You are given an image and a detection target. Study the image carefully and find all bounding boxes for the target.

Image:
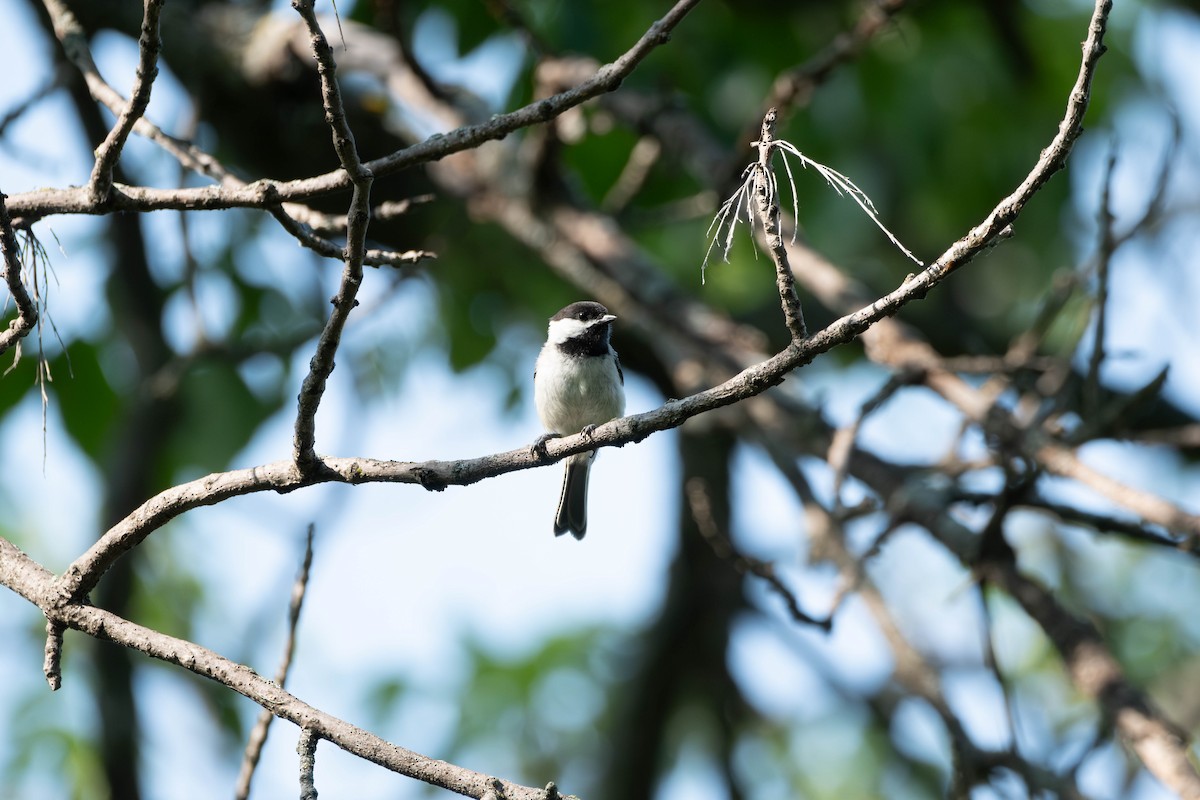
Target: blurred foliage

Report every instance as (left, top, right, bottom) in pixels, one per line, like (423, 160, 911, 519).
(447, 628, 622, 786)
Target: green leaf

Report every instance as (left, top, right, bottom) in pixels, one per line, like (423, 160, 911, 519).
(163, 359, 279, 478)
(51, 340, 122, 465)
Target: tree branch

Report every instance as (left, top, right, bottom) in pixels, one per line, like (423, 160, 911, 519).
(1034, 442, 1200, 542)
(923, 0, 1110, 285)
(235, 525, 316, 800)
(749, 0, 909, 149)
(86, 0, 164, 201)
(42, 618, 64, 691)
(0, 1, 1158, 796)
(0, 192, 38, 356)
(751, 108, 807, 342)
(267, 205, 435, 269)
(51, 0, 1118, 607)
(297, 727, 318, 800)
(954, 489, 1193, 555)
(10, 0, 704, 222)
(289, 0, 374, 472)
(53, 348, 798, 604)
(38, 0, 426, 270)
(976, 543, 1200, 799)
(685, 477, 828, 629)
(0, 536, 569, 800)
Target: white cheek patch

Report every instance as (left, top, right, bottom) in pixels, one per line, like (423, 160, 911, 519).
(547, 317, 592, 344)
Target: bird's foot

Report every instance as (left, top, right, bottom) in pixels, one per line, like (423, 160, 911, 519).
(532, 432, 561, 460)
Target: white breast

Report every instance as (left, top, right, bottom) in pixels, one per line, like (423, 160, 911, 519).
(535, 347, 625, 436)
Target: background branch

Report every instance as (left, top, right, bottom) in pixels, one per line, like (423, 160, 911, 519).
(976, 544, 1200, 798)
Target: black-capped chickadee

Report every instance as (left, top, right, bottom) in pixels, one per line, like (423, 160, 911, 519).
(534, 301, 626, 539)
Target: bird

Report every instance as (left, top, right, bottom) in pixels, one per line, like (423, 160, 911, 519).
(533, 301, 626, 539)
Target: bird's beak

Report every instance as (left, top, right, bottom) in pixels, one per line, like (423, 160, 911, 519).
(600, 314, 616, 324)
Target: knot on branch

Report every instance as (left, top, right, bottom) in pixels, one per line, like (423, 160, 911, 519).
(413, 466, 448, 493)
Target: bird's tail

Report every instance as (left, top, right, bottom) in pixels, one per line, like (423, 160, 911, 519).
(553, 452, 593, 540)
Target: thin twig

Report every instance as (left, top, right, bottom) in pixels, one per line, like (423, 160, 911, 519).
(267, 206, 433, 269)
(0, 70, 63, 138)
(601, 136, 663, 214)
(749, 0, 909, 146)
(1106, 114, 1179, 252)
(234, 525, 317, 800)
(40, 0, 235, 187)
(706, 118, 921, 284)
(685, 477, 830, 629)
(955, 489, 1192, 555)
(297, 727, 319, 800)
(40, 0, 421, 270)
(977, 592, 1036, 800)
(43, 618, 64, 691)
(294, 195, 437, 236)
(1033, 443, 1200, 547)
(751, 109, 807, 342)
(289, 0, 375, 472)
(0, 192, 38, 356)
(1084, 146, 1118, 419)
(87, 0, 165, 202)
(828, 371, 916, 513)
